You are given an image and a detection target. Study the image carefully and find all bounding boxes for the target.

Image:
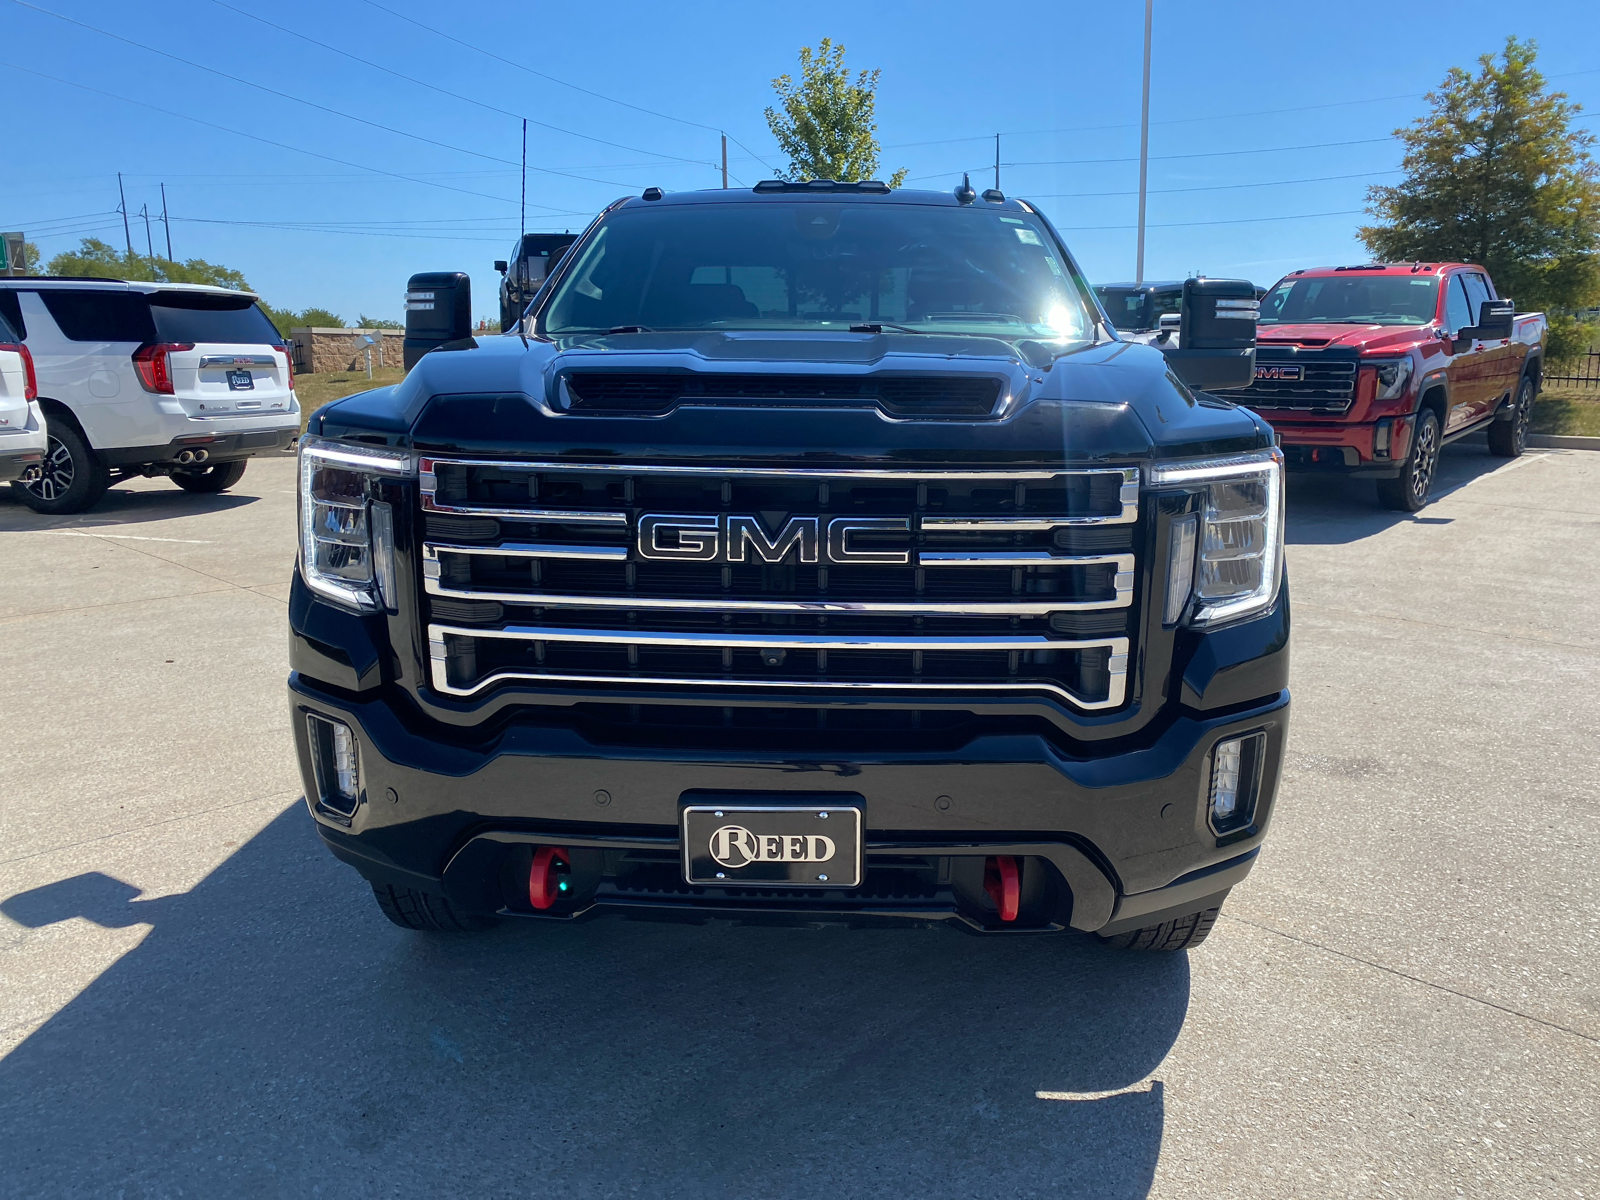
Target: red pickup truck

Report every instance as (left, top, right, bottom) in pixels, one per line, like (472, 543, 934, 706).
(1225, 262, 1546, 510)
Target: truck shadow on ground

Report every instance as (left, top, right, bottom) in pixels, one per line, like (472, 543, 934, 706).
(1284, 440, 1522, 546)
(0, 484, 261, 530)
(0, 807, 1186, 1199)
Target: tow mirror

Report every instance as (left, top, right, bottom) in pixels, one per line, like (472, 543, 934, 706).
(403, 271, 472, 371)
(1472, 298, 1514, 341)
(1160, 277, 1259, 391)
(493, 260, 508, 273)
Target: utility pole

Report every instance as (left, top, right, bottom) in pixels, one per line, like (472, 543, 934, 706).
(1135, 0, 1152, 287)
(520, 118, 527, 247)
(995, 134, 1001, 192)
(117, 172, 132, 256)
(160, 183, 173, 260)
(721, 133, 728, 189)
(140, 204, 154, 260)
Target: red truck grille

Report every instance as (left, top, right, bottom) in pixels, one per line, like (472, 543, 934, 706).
(1230, 347, 1360, 413)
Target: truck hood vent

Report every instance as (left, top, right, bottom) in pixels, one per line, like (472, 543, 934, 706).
(561, 372, 1004, 418)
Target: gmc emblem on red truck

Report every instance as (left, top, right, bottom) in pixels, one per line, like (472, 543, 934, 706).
(1255, 364, 1303, 382)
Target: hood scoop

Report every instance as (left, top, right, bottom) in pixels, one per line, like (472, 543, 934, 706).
(559, 371, 1005, 418)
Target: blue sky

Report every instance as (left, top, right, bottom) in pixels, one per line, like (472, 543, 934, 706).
(5, 0, 1597, 326)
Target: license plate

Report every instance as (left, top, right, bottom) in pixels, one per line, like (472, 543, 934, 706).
(226, 369, 254, 390)
(682, 802, 862, 888)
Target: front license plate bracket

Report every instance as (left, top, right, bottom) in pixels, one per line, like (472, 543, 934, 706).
(681, 799, 863, 888)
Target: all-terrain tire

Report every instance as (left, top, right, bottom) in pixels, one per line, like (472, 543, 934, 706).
(170, 460, 248, 493)
(1376, 408, 1440, 512)
(11, 422, 110, 514)
(371, 882, 499, 932)
(1486, 374, 1535, 458)
(1097, 905, 1221, 951)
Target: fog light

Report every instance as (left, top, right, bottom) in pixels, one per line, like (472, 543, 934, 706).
(1374, 419, 1393, 460)
(307, 714, 361, 816)
(1208, 731, 1266, 836)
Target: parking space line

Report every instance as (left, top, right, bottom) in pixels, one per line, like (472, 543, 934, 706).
(24, 530, 213, 544)
(1222, 914, 1600, 1046)
(1035, 1081, 1159, 1101)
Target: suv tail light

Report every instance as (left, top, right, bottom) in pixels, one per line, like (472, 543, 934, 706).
(0, 343, 35, 401)
(131, 342, 195, 394)
(280, 343, 296, 392)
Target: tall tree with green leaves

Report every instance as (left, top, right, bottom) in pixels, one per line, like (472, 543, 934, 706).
(47, 237, 252, 290)
(1360, 37, 1600, 362)
(764, 39, 907, 188)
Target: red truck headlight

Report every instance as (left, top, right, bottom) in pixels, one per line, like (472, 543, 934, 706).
(1369, 358, 1414, 401)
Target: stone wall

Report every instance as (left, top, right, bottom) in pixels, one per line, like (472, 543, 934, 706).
(288, 328, 405, 374)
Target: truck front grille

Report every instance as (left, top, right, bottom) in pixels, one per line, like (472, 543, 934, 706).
(418, 459, 1141, 711)
(1229, 346, 1359, 413)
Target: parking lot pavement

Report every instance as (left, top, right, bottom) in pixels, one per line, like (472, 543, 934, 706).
(0, 445, 1595, 1199)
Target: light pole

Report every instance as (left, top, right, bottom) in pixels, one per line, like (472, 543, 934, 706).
(1135, 0, 1152, 287)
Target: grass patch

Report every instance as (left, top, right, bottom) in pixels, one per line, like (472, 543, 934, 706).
(1531, 387, 1600, 438)
(296, 367, 407, 430)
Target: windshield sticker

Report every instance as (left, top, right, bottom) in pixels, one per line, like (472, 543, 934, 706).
(1013, 228, 1043, 246)
(1000, 217, 1024, 225)
(1046, 257, 1063, 276)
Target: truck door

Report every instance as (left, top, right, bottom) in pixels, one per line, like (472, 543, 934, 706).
(1465, 270, 1520, 416)
(1441, 272, 1486, 431)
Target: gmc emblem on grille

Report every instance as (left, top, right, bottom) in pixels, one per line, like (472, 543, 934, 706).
(636, 513, 910, 565)
(1255, 364, 1303, 381)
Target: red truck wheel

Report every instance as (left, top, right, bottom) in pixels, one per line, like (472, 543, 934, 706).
(1377, 409, 1440, 512)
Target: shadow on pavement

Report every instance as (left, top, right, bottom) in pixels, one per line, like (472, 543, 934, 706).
(1285, 438, 1518, 546)
(0, 484, 262, 531)
(0, 808, 1187, 1199)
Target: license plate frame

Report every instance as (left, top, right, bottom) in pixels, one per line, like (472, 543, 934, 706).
(226, 369, 254, 391)
(681, 802, 863, 888)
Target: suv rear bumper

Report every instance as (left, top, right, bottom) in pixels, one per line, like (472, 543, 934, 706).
(289, 673, 1288, 934)
(99, 425, 299, 468)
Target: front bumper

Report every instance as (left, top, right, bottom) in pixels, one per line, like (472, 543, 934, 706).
(1267, 414, 1415, 477)
(289, 673, 1288, 934)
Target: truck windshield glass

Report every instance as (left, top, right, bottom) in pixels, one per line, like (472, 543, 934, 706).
(542, 202, 1093, 342)
(1260, 276, 1440, 327)
(1096, 286, 1183, 331)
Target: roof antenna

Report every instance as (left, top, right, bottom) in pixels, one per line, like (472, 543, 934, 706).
(955, 173, 976, 204)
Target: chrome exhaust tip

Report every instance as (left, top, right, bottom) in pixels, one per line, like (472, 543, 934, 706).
(176, 450, 195, 464)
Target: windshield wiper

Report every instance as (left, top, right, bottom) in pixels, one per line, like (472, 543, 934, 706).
(607, 325, 652, 334)
(849, 323, 932, 334)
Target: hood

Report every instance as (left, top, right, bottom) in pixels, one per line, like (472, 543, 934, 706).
(314, 330, 1269, 465)
(1256, 323, 1427, 354)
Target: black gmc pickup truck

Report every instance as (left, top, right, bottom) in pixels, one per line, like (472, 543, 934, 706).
(290, 180, 1288, 951)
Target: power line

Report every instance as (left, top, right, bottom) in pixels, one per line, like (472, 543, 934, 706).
(355, 0, 723, 134)
(909, 136, 1399, 181)
(1056, 208, 1365, 232)
(1025, 169, 1402, 201)
(204, 0, 715, 170)
(0, 59, 563, 210)
(10, 0, 666, 190)
(172, 216, 535, 244)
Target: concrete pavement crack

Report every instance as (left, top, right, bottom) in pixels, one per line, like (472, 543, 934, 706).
(1221, 913, 1600, 1047)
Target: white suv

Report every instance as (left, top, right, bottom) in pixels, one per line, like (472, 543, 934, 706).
(0, 279, 300, 514)
(0, 304, 46, 486)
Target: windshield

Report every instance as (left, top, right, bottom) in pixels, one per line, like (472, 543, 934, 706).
(1260, 275, 1440, 327)
(1095, 286, 1183, 332)
(541, 201, 1094, 342)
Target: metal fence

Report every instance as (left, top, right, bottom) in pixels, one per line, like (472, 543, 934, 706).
(1547, 351, 1600, 389)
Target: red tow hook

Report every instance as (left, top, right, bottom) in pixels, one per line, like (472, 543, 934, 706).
(529, 846, 571, 910)
(984, 855, 1021, 922)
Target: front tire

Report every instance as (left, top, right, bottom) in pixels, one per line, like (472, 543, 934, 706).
(1097, 905, 1221, 951)
(371, 883, 498, 932)
(10, 424, 110, 514)
(170, 460, 248, 493)
(1376, 408, 1440, 512)
(1486, 375, 1534, 458)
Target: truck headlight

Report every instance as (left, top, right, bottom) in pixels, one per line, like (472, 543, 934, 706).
(298, 435, 411, 612)
(1148, 447, 1284, 626)
(1370, 358, 1413, 401)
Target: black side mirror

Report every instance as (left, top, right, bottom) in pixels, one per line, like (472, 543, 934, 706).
(1160, 277, 1259, 391)
(493, 260, 508, 273)
(1473, 298, 1514, 341)
(403, 271, 473, 371)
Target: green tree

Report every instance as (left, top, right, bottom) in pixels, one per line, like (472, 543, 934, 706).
(261, 305, 345, 336)
(1360, 37, 1600, 364)
(47, 237, 250, 290)
(764, 39, 907, 188)
(356, 313, 403, 329)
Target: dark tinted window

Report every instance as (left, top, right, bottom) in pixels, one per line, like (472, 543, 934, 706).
(149, 292, 282, 345)
(1461, 272, 1492, 324)
(39, 289, 156, 342)
(0, 290, 23, 340)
